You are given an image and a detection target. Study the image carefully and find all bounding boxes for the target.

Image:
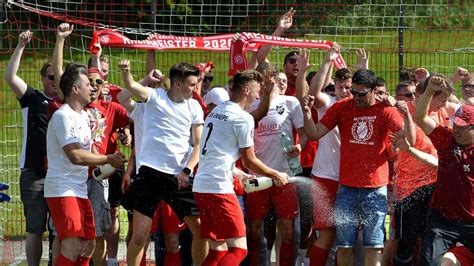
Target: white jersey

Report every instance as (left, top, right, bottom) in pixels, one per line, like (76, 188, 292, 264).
(248, 94, 304, 174)
(311, 96, 341, 181)
(45, 104, 91, 199)
(138, 88, 204, 175)
(193, 101, 254, 194)
(129, 103, 145, 174)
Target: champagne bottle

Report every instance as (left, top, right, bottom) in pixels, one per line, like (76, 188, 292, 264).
(92, 164, 116, 181)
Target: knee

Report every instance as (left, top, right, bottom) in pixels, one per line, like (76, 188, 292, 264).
(80, 239, 96, 257)
(130, 232, 149, 247)
(279, 224, 295, 243)
(60, 239, 82, 258)
(247, 223, 262, 242)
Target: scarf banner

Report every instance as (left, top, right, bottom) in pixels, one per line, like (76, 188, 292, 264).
(89, 30, 262, 54)
(229, 32, 347, 76)
(89, 30, 346, 76)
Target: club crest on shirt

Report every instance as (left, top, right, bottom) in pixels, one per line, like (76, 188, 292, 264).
(350, 116, 375, 145)
(276, 104, 285, 115)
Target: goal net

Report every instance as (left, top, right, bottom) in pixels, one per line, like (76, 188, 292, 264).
(1, 0, 473, 263)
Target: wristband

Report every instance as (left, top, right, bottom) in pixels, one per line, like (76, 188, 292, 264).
(182, 167, 192, 176)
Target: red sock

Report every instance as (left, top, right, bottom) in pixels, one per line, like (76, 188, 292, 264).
(140, 252, 147, 266)
(218, 247, 248, 266)
(310, 246, 330, 266)
(75, 256, 91, 266)
(202, 249, 228, 266)
(55, 253, 76, 266)
(279, 241, 296, 266)
(165, 251, 181, 266)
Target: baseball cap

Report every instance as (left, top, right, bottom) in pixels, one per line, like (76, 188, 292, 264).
(203, 87, 229, 106)
(451, 105, 474, 127)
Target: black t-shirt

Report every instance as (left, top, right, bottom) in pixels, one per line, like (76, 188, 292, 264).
(18, 86, 52, 171)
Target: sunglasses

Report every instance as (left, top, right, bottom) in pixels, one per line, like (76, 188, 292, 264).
(203, 76, 214, 82)
(286, 58, 297, 64)
(89, 78, 105, 85)
(47, 75, 55, 81)
(398, 92, 416, 98)
(350, 88, 372, 97)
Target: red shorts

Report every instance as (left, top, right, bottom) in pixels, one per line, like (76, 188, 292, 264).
(46, 197, 96, 240)
(194, 193, 246, 241)
(312, 175, 339, 230)
(245, 182, 298, 220)
(448, 246, 474, 266)
(150, 200, 186, 234)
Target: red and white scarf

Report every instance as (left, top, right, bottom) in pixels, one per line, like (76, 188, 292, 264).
(90, 30, 347, 75)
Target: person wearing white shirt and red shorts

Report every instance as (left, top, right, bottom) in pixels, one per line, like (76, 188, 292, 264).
(193, 70, 289, 266)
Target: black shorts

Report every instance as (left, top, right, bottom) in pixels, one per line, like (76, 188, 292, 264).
(108, 168, 124, 208)
(121, 166, 198, 220)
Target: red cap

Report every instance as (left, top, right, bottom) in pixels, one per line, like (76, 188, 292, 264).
(451, 104, 474, 127)
(88, 67, 105, 79)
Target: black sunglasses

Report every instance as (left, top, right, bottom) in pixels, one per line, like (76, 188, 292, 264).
(203, 76, 214, 82)
(350, 88, 372, 97)
(398, 92, 416, 98)
(47, 75, 55, 81)
(286, 58, 297, 64)
(89, 78, 105, 85)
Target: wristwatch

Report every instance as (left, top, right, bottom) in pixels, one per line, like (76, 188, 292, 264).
(182, 167, 192, 176)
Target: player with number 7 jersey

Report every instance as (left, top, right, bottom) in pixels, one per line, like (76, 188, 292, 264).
(193, 70, 289, 265)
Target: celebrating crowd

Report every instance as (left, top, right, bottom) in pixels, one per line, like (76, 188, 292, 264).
(3, 7, 473, 266)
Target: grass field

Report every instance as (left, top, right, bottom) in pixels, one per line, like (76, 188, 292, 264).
(0, 29, 473, 240)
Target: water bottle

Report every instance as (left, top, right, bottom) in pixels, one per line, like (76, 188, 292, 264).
(244, 176, 297, 193)
(92, 164, 116, 181)
(280, 132, 303, 176)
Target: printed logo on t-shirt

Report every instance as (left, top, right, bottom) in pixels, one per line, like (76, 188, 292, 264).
(276, 104, 285, 115)
(256, 123, 281, 135)
(87, 108, 106, 144)
(350, 116, 375, 145)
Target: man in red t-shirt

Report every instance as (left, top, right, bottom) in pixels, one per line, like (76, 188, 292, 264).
(302, 69, 416, 265)
(414, 75, 474, 265)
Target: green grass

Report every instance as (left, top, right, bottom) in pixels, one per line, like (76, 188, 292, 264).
(1, 29, 473, 239)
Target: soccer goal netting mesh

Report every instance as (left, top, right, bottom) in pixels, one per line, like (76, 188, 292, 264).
(1, 0, 473, 263)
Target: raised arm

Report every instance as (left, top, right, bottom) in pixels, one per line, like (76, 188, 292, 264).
(307, 44, 340, 108)
(390, 133, 438, 169)
(302, 95, 330, 140)
(249, 70, 275, 124)
(450, 67, 469, 85)
(4, 30, 32, 98)
(118, 59, 149, 102)
(53, 23, 74, 99)
(395, 100, 416, 146)
(255, 8, 296, 64)
(414, 76, 447, 135)
(294, 49, 314, 102)
(355, 48, 369, 70)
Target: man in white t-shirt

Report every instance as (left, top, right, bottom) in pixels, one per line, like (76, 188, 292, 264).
(45, 62, 126, 266)
(193, 69, 289, 265)
(118, 60, 207, 266)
